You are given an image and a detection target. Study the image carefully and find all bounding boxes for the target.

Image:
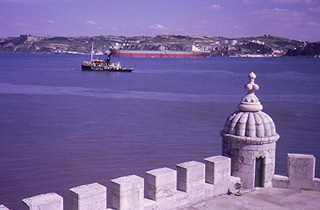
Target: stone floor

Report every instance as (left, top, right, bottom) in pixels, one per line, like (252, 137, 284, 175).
(179, 188, 320, 210)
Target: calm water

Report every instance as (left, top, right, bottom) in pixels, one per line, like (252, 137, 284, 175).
(0, 54, 319, 209)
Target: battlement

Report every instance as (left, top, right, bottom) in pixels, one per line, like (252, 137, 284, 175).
(1, 154, 320, 209)
(1, 155, 240, 210)
(273, 153, 320, 191)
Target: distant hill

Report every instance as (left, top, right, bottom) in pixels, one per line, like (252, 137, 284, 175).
(285, 42, 320, 57)
(0, 34, 318, 57)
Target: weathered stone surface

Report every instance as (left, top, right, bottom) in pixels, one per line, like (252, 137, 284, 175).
(202, 156, 242, 200)
(204, 156, 231, 185)
(70, 182, 106, 210)
(111, 175, 144, 210)
(205, 176, 240, 198)
(145, 167, 177, 210)
(239, 171, 255, 189)
(273, 154, 320, 191)
(143, 198, 156, 210)
(224, 139, 276, 188)
(288, 153, 315, 189)
(177, 161, 205, 192)
(288, 154, 315, 179)
(264, 164, 275, 184)
(177, 161, 205, 204)
(175, 191, 188, 207)
(273, 174, 289, 188)
(204, 183, 215, 199)
(228, 176, 242, 194)
(0, 205, 10, 210)
(221, 111, 279, 143)
(314, 178, 320, 191)
(238, 163, 254, 173)
(22, 193, 63, 210)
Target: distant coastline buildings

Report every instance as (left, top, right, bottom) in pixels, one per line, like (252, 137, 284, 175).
(1, 34, 319, 57)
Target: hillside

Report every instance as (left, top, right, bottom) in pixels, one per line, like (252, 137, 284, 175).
(0, 34, 317, 57)
(285, 42, 320, 57)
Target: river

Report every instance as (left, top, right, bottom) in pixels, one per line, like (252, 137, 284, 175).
(0, 54, 319, 209)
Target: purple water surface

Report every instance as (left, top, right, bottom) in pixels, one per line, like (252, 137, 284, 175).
(0, 54, 319, 209)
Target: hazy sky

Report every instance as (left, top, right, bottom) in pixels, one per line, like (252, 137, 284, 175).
(0, 0, 320, 41)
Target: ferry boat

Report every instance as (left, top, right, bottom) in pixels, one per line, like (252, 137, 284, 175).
(81, 45, 134, 72)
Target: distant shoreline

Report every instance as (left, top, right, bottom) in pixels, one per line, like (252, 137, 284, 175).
(1, 34, 319, 57)
(1, 51, 319, 58)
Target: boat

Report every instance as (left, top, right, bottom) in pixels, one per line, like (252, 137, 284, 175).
(81, 58, 134, 72)
(110, 45, 210, 58)
(81, 44, 134, 72)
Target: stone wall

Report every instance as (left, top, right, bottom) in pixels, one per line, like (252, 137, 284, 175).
(2, 153, 319, 209)
(273, 153, 320, 191)
(1, 155, 240, 210)
(222, 139, 276, 189)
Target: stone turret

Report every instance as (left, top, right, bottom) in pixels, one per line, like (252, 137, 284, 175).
(221, 72, 280, 189)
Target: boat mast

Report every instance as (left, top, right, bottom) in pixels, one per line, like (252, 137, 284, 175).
(91, 43, 94, 62)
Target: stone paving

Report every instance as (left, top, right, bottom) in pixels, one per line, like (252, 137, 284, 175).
(179, 187, 320, 210)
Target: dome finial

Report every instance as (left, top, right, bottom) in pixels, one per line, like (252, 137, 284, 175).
(245, 72, 259, 94)
(238, 72, 263, 112)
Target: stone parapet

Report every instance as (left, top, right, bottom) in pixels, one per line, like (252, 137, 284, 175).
(204, 155, 241, 196)
(70, 182, 107, 210)
(145, 167, 177, 210)
(3, 153, 319, 209)
(1, 155, 241, 210)
(273, 175, 289, 188)
(314, 178, 320, 191)
(22, 193, 63, 210)
(273, 153, 320, 191)
(177, 161, 205, 204)
(204, 155, 230, 185)
(111, 175, 144, 210)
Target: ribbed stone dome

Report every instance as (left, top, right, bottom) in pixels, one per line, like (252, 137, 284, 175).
(220, 72, 279, 144)
(222, 111, 276, 138)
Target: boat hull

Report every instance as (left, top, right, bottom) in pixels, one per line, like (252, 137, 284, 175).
(81, 64, 133, 72)
(111, 50, 209, 58)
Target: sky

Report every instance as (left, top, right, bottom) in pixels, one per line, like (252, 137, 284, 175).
(0, 0, 320, 41)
